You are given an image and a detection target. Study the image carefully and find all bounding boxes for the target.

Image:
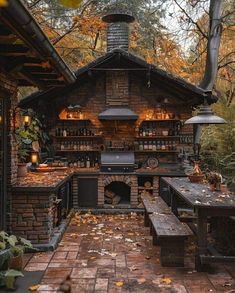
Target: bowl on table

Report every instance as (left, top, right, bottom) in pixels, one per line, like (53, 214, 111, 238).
(187, 174, 204, 183)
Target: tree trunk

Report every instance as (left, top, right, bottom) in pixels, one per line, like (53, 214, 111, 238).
(199, 0, 223, 91)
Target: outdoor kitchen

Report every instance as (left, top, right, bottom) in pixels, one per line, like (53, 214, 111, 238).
(10, 10, 215, 246)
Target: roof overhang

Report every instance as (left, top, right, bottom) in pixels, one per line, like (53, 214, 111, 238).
(0, 0, 76, 88)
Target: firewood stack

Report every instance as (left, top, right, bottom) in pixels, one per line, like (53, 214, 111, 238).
(104, 189, 121, 205)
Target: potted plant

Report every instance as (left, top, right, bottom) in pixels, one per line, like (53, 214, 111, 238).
(206, 170, 222, 191)
(187, 161, 204, 183)
(0, 231, 35, 271)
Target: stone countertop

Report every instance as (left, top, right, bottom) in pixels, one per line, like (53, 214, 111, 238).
(12, 166, 185, 192)
(11, 168, 100, 192)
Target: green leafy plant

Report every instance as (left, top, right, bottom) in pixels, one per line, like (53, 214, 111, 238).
(0, 232, 35, 290)
(206, 170, 222, 185)
(15, 109, 50, 163)
(0, 231, 35, 270)
(0, 269, 24, 290)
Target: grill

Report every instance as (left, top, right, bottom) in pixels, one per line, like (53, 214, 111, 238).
(101, 152, 135, 172)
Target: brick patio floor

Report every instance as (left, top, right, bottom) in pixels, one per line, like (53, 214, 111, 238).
(24, 213, 235, 293)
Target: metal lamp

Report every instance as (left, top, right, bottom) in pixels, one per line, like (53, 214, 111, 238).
(185, 94, 226, 125)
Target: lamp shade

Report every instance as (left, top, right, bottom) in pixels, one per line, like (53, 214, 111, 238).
(185, 104, 226, 125)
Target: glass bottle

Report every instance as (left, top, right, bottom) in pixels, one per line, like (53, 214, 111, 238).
(142, 127, 146, 137)
(144, 141, 148, 150)
(94, 157, 99, 168)
(157, 140, 161, 150)
(62, 128, 67, 137)
(80, 156, 85, 168)
(86, 155, 91, 168)
(77, 156, 81, 168)
(152, 141, 157, 151)
(61, 142, 64, 151)
(139, 141, 143, 151)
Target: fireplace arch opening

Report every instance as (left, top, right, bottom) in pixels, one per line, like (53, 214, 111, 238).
(104, 181, 130, 206)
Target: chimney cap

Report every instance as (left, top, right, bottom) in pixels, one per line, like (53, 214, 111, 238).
(102, 10, 135, 23)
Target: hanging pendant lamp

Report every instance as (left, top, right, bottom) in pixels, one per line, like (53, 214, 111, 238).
(185, 93, 226, 125)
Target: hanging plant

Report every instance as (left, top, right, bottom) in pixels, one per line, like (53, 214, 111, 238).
(59, 0, 83, 8)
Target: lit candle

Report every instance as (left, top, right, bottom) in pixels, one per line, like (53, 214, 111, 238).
(31, 153, 38, 164)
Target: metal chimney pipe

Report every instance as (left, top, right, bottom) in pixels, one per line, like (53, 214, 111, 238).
(102, 11, 135, 52)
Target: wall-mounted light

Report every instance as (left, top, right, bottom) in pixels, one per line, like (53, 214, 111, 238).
(23, 115, 31, 127)
(12, 107, 32, 131)
(0, 115, 2, 125)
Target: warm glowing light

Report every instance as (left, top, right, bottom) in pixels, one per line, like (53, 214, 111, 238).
(31, 153, 38, 164)
(0, 115, 2, 124)
(23, 115, 31, 126)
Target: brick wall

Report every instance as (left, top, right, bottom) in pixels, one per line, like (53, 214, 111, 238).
(11, 191, 55, 244)
(0, 70, 18, 185)
(0, 68, 18, 231)
(47, 72, 193, 164)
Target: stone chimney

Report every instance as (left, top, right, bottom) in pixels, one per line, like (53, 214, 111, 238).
(102, 11, 135, 52)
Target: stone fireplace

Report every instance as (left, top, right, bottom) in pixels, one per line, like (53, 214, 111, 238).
(98, 175, 138, 207)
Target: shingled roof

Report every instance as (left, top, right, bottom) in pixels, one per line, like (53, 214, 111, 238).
(19, 48, 217, 108)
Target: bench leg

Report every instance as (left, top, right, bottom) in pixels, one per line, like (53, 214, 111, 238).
(160, 239, 185, 267)
(144, 210, 149, 227)
(152, 229, 159, 246)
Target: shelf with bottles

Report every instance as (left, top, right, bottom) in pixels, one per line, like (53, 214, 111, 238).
(135, 136, 180, 139)
(135, 150, 178, 153)
(54, 135, 103, 139)
(55, 140, 102, 152)
(134, 139, 178, 152)
(68, 154, 100, 169)
(54, 125, 101, 138)
(56, 149, 100, 152)
(136, 120, 182, 138)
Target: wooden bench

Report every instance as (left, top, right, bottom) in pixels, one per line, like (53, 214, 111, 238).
(142, 196, 171, 227)
(149, 212, 193, 267)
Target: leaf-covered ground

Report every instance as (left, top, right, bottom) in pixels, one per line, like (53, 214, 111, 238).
(24, 212, 235, 292)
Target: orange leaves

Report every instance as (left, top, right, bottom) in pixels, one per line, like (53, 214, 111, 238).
(28, 284, 40, 291)
(72, 15, 106, 38)
(59, 0, 83, 8)
(115, 281, 124, 287)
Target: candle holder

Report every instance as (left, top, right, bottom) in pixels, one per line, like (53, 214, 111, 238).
(30, 151, 39, 171)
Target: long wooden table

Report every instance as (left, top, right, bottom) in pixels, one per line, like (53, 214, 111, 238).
(161, 177, 235, 271)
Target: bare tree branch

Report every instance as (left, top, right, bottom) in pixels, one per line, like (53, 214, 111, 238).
(173, 0, 208, 39)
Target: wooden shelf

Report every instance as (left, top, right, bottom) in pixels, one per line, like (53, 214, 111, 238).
(135, 150, 177, 153)
(56, 150, 100, 152)
(58, 119, 91, 122)
(135, 136, 179, 139)
(54, 136, 102, 139)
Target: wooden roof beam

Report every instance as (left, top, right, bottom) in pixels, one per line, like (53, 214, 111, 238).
(17, 70, 44, 88)
(0, 34, 18, 44)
